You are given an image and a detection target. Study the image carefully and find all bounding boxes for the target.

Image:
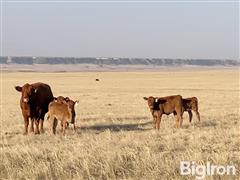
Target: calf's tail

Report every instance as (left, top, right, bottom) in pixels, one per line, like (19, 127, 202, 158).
(46, 112, 50, 121)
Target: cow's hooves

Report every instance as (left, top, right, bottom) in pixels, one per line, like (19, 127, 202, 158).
(23, 132, 28, 135)
(34, 131, 40, 135)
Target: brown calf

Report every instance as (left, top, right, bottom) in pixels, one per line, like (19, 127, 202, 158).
(143, 95, 184, 130)
(54, 96, 78, 130)
(183, 97, 200, 122)
(47, 97, 78, 135)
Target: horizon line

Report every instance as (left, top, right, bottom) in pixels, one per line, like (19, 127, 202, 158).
(0, 55, 238, 61)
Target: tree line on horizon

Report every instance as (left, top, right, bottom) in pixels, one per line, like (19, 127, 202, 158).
(0, 56, 238, 66)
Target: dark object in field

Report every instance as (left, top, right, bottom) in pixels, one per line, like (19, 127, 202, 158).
(95, 79, 100, 81)
(50, 96, 79, 134)
(15, 82, 54, 135)
(143, 95, 183, 130)
(182, 97, 200, 122)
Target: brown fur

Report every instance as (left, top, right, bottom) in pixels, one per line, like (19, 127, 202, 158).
(48, 96, 79, 135)
(54, 96, 71, 104)
(15, 82, 54, 135)
(54, 96, 66, 103)
(183, 97, 200, 122)
(47, 101, 72, 135)
(143, 95, 184, 130)
(54, 96, 78, 130)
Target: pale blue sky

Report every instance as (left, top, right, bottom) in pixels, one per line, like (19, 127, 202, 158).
(1, 1, 239, 59)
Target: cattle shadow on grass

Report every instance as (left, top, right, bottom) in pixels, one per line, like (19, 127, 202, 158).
(78, 121, 153, 133)
(195, 120, 218, 128)
(80, 116, 149, 122)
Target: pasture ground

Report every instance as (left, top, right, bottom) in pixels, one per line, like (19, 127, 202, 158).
(0, 69, 239, 179)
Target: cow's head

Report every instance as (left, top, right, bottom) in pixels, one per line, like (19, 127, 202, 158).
(143, 96, 158, 110)
(15, 83, 38, 103)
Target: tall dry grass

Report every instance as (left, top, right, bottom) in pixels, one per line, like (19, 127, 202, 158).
(0, 69, 239, 179)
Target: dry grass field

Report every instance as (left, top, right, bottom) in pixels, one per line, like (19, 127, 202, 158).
(0, 69, 239, 180)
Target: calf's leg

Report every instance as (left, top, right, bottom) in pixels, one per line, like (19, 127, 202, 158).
(48, 116, 55, 135)
(178, 110, 184, 127)
(179, 115, 183, 127)
(195, 110, 200, 122)
(66, 122, 69, 129)
(153, 115, 157, 129)
(62, 121, 67, 136)
(152, 111, 159, 129)
(53, 118, 58, 134)
(188, 110, 193, 123)
(156, 112, 162, 130)
(60, 121, 63, 133)
(73, 123, 76, 131)
(173, 111, 179, 128)
(175, 108, 183, 127)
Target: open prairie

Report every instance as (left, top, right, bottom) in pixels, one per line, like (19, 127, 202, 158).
(0, 69, 239, 179)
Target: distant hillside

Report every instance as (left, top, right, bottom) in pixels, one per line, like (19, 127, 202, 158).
(0, 56, 239, 66)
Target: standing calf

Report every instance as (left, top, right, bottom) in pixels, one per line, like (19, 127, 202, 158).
(54, 96, 78, 129)
(183, 97, 200, 122)
(47, 97, 78, 135)
(143, 95, 184, 130)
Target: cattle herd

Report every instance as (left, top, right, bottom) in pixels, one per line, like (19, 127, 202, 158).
(15, 82, 200, 135)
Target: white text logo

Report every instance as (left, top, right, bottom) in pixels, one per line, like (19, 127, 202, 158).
(180, 161, 236, 180)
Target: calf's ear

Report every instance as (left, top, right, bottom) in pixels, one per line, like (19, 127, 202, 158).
(74, 100, 79, 106)
(143, 97, 148, 100)
(15, 86, 22, 92)
(65, 97, 70, 102)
